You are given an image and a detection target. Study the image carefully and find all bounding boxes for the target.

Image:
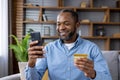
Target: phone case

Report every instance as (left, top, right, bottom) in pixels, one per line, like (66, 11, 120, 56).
(30, 32, 42, 46)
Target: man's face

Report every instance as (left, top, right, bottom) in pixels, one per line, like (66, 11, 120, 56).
(56, 12, 77, 41)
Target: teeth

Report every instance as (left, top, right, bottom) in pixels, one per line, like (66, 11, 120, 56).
(60, 32, 66, 35)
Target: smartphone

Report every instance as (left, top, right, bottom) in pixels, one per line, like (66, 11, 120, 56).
(30, 32, 42, 46)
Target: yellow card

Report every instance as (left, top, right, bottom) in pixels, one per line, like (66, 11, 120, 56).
(74, 54, 88, 59)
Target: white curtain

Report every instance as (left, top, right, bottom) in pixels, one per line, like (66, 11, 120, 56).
(0, 0, 8, 77)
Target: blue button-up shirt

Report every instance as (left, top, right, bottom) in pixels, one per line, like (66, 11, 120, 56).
(25, 36, 112, 80)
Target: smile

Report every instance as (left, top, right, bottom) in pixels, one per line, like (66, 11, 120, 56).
(59, 32, 68, 36)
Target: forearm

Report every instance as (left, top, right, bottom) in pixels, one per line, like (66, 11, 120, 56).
(92, 71, 112, 80)
(25, 67, 42, 80)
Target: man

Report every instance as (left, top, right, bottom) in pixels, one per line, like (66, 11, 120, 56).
(25, 9, 112, 80)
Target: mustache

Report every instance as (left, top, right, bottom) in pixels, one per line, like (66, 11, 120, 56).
(57, 29, 76, 41)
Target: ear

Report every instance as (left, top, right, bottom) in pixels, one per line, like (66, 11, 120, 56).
(76, 22, 80, 28)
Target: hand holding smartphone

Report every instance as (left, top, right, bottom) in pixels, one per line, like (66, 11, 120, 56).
(28, 32, 44, 67)
(30, 32, 43, 46)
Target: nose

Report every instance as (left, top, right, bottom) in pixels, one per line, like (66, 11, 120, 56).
(59, 23, 66, 30)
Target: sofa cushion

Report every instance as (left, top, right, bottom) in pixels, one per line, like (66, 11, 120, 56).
(0, 73, 20, 80)
(102, 51, 119, 80)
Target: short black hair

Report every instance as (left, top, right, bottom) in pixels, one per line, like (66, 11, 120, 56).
(59, 9, 79, 23)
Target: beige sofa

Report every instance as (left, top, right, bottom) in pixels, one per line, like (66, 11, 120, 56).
(0, 51, 120, 80)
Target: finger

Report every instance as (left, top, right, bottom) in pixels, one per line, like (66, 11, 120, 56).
(76, 58, 89, 62)
(74, 58, 87, 66)
(83, 58, 93, 65)
(29, 41, 38, 47)
(76, 61, 94, 69)
(29, 54, 44, 59)
(32, 46, 44, 51)
(75, 58, 94, 68)
(74, 59, 94, 72)
(28, 46, 44, 51)
(29, 50, 44, 54)
(75, 63, 87, 71)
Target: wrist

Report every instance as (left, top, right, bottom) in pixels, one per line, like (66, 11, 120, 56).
(28, 59, 36, 67)
(91, 70, 96, 79)
(28, 62, 35, 67)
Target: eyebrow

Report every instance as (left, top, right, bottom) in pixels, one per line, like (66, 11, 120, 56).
(57, 21, 70, 23)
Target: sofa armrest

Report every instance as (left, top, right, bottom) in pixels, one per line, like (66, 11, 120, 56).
(0, 73, 20, 80)
(118, 52, 120, 80)
(102, 51, 119, 80)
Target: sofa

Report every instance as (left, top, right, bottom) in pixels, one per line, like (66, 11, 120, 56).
(0, 73, 20, 80)
(0, 51, 120, 80)
(102, 51, 120, 80)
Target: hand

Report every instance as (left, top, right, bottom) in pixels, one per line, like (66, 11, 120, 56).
(74, 58, 96, 79)
(28, 40, 45, 67)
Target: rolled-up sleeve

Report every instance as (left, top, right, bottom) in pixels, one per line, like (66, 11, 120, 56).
(25, 57, 48, 80)
(90, 46, 112, 80)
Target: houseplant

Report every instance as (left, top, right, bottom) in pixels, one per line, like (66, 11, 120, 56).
(9, 34, 30, 80)
(9, 34, 30, 62)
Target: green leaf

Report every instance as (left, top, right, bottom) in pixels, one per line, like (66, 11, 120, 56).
(9, 34, 30, 62)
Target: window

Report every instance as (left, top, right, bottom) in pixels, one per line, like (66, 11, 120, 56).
(0, 0, 8, 77)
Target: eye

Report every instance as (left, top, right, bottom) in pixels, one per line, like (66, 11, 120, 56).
(64, 22, 70, 26)
(57, 23, 60, 26)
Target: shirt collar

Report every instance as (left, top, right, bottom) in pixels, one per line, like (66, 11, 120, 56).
(58, 34, 82, 47)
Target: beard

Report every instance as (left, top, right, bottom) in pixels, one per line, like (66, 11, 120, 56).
(58, 27, 76, 41)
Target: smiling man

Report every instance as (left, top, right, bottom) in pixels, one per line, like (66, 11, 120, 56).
(25, 9, 112, 80)
(56, 10, 78, 43)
